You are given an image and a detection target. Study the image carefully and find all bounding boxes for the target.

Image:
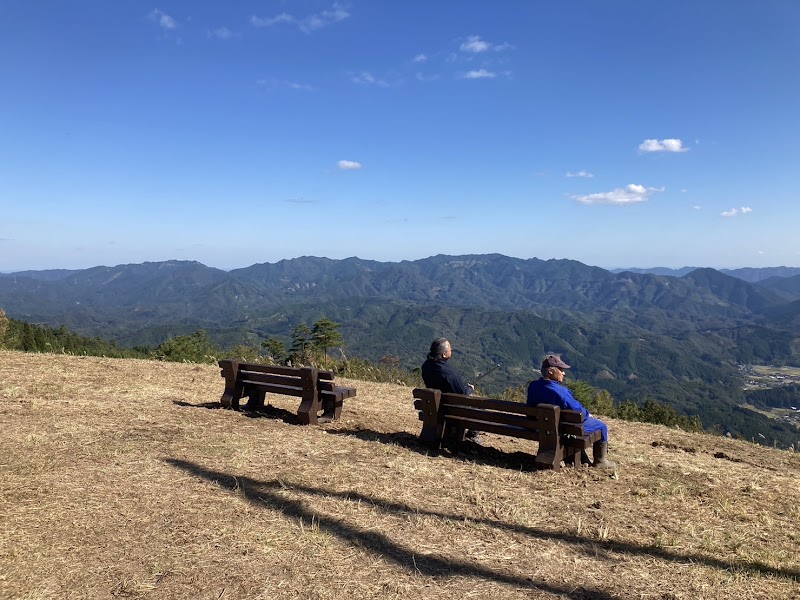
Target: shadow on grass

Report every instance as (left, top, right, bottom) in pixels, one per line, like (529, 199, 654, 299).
(166, 455, 799, 586)
(165, 457, 615, 599)
(327, 427, 540, 472)
(172, 400, 300, 425)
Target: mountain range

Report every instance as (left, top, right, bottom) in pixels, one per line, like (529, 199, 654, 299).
(2, 254, 799, 443)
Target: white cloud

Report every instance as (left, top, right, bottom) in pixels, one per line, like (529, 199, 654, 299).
(639, 138, 689, 153)
(286, 197, 314, 204)
(692, 205, 702, 210)
(285, 81, 314, 91)
(566, 170, 594, 178)
(208, 27, 238, 40)
(462, 69, 496, 79)
(460, 35, 491, 53)
(250, 13, 293, 27)
(250, 3, 349, 33)
(413, 53, 428, 63)
(574, 184, 664, 205)
(415, 72, 440, 82)
(720, 206, 753, 217)
(350, 71, 391, 87)
(149, 9, 176, 30)
(337, 160, 362, 170)
(256, 79, 315, 91)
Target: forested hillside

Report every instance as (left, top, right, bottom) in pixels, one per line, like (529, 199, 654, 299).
(2, 254, 799, 445)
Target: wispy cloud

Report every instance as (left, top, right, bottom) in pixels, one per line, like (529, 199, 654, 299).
(148, 9, 176, 30)
(250, 2, 349, 34)
(286, 197, 314, 204)
(574, 184, 664, 205)
(413, 53, 428, 63)
(458, 35, 514, 54)
(208, 27, 239, 40)
(415, 72, 440, 82)
(350, 71, 393, 87)
(692, 205, 702, 210)
(256, 78, 315, 91)
(337, 160, 362, 170)
(462, 69, 496, 79)
(285, 81, 314, 91)
(639, 138, 689, 153)
(720, 206, 753, 217)
(250, 13, 293, 27)
(566, 170, 594, 178)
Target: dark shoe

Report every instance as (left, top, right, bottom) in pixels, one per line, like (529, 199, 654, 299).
(591, 441, 616, 469)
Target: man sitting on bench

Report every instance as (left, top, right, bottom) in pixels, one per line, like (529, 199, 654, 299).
(421, 337, 481, 443)
(527, 355, 616, 469)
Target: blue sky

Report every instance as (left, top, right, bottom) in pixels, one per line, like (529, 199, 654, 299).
(2, 1, 799, 272)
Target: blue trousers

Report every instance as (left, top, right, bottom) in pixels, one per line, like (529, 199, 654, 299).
(583, 416, 608, 442)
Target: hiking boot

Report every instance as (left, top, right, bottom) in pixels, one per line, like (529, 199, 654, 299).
(591, 441, 616, 470)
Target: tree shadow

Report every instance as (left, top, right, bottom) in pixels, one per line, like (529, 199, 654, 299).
(171, 400, 300, 425)
(165, 458, 799, 585)
(327, 427, 540, 472)
(165, 457, 616, 599)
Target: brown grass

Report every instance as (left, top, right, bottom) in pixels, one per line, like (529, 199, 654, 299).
(1, 350, 798, 599)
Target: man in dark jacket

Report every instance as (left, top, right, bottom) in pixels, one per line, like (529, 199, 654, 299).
(421, 337, 480, 442)
(527, 355, 615, 469)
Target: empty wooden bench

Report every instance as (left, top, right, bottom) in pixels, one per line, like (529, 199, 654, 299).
(412, 388, 601, 470)
(219, 360, 356, 425)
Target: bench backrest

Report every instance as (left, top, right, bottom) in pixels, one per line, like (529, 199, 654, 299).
(219, 360, 318, 400)
(412, 387, 586, 440)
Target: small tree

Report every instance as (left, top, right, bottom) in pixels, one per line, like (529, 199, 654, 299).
(288, 324, 312, 365)
(310, 317, 343, 359)
(261, 337, 287, 364)
(227, 344, 262, 363)
(155, 330, 216, 363)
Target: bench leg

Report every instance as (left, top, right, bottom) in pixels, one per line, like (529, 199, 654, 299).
(535, 445, 564, 470)
(297, 398, 320, 425)
(243, 390, 266, 410)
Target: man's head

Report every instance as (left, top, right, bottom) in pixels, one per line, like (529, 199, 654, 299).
(428, 337, 452, 361)
(541, 355, 570, 382)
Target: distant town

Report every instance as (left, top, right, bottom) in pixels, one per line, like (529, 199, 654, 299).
(740, 364, 800, 429)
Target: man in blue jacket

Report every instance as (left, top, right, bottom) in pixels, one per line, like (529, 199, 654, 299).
(527, 355, 615, 469)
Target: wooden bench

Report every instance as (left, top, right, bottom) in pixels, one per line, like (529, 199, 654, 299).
(412, 388, 601, 470)
(219, 360, 356, 425)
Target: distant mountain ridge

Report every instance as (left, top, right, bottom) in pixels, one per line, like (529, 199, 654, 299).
(1, 254, 799, 444)
(612, 266, 800, 282)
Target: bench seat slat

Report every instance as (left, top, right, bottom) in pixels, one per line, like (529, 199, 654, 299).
(438, 394, 540, 416)
(444, 417, 542, 441)
(238, 363, 311, 377)
(442, 405, 540, 430)
(241, 371, 305, 387)
(241, 380, 304, 397)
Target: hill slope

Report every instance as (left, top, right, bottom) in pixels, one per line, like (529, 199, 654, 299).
(1, 351, 798, 599)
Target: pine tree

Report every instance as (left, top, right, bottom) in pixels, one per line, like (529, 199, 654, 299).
(289, 324, 312, 365)
(261, 337, 287, 363)
(310, 317, 343, 359)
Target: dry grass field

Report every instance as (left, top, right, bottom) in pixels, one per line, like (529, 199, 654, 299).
(1, 350, 799, 599)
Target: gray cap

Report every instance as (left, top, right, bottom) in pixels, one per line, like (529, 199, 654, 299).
(541, 355, 570, 370)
